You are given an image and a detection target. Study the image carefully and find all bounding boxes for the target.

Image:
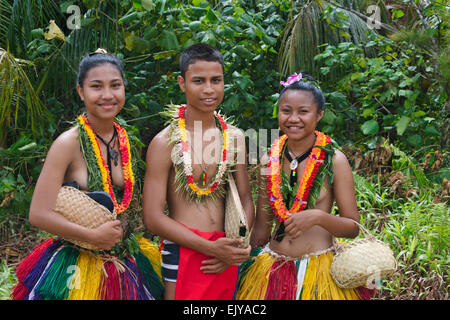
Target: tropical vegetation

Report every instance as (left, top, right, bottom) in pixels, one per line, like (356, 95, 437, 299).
(0, 0, 448, 300)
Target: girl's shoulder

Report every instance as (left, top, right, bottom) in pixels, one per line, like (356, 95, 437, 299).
(50, 126, 81, 154)
(332, 148, 350, 165)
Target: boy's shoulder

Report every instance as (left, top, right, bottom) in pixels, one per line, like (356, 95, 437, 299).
(149, 125, 172, 149)
(226, 123, 245, 138)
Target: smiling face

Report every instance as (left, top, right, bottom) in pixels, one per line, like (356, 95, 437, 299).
(76, 63, 125, 121)
(278, 89, 324, 142)
(177, 59, 224, 114)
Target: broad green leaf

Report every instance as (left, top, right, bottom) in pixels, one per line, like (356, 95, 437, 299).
(424, 126, 440, 136)
(160, 30, 179, 50)
(205, 7, 219, 24)
(361, 120, 379, 135)
(351, 72, 364, 81)
(396, 116, 410, 136)
(321, 109, 337, 124)
(141, 0, 155, 11)
(362, 107, 375, 118)
(320, 67, 330, 75)
(189, 21, 202, 31)
(118, 12, 139, 24)
(407, 134, 422, 146)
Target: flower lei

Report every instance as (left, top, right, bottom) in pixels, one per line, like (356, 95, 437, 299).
(177, 105, 229, 198)
(77, 115, 134, 214)
(266, 131, 331, 222)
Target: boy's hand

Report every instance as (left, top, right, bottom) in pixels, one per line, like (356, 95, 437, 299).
(200, 258, 230, 274)
(211, 237, 251, 266)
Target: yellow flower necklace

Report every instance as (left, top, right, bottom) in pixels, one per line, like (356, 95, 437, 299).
(78, 115, 134, 214)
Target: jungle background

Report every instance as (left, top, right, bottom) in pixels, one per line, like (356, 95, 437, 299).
(0, 0, 448, 300)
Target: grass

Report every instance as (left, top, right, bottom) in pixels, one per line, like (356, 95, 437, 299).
(353, 172, 449, 299)
(0, 260, 16, 300)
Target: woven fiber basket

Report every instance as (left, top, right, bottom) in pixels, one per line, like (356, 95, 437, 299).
(54, 186, 116, 250)
(330, 222, 397, 289)
(224, 172, 250, 248)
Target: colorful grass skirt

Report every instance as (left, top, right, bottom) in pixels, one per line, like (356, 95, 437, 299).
(11, 236, 164, 300)
(235, 245, 374, 300)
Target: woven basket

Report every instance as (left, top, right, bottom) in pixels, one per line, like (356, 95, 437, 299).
(224, 172, 250, 248)
(54, 186, 116, 250)
(330, 222, 397, 289)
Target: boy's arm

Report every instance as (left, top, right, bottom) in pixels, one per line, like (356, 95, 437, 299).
(284, 150, 360, 239)
(230, 127, 255, 231)
(142, 130, 249, 265)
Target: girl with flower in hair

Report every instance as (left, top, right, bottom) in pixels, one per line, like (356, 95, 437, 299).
(11, 49, 163, 300)
(235, 73, 373, 300)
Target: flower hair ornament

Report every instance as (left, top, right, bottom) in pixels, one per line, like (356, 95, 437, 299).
(280, 72, 303, 87)
(273, 72, 320, 118)
(272, 72, 303, 118)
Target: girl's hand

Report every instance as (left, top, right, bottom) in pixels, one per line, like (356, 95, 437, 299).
(284, 209, 322, 239)
(88, 220, 123, 250)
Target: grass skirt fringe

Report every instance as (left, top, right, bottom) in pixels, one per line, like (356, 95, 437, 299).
(11, 237, 164, 300)
(236, 247, 371, 300)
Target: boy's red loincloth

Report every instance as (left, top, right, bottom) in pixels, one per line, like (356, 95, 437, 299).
(174, 226, 238, 300)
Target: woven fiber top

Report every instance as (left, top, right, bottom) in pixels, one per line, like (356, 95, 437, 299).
(54, 186, 117, 250)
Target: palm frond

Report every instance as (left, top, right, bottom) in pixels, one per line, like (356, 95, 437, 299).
(5, 0, 63, 56)
(0, 48, 46, 146)
(45, 1, 124, 108)
(278, 0, 377, 80)
(0, 1, 12, 48)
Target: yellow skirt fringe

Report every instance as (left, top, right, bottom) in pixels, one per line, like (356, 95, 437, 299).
(66, 237, 162, 300)
(67, 251, 104, 300)
(137, 237, 162, 279)
(236, 251, 361, 300)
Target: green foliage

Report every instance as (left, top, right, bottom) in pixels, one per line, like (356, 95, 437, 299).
(118, 0, 286, 137)
(0, 49, 48, 146)
(0, 260, 16, 300)
(278, 0, 376, 79)
(354, 172, 449, 299)
(314, 34, 447, 154)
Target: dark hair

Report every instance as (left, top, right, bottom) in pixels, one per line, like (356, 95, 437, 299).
(278, 75, 325, 112)
(77, 51, 127, 87)
(179, 43, 224, 78)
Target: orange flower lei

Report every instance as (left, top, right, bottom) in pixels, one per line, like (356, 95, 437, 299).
(177, 105, 228, 197)
(267, 131, 331, 222)
(78, 115, 134, 214)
